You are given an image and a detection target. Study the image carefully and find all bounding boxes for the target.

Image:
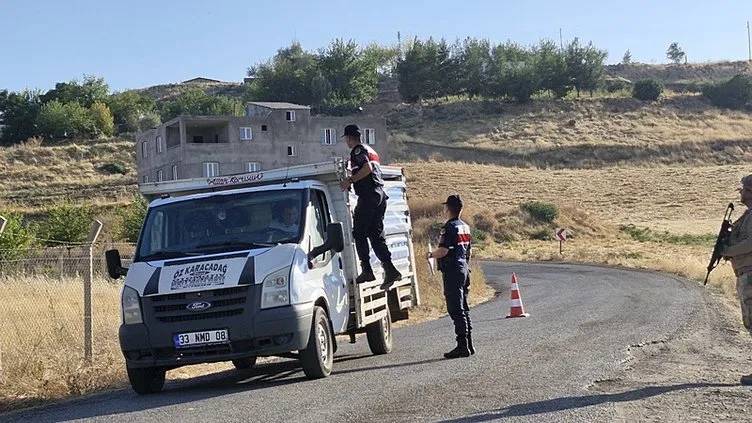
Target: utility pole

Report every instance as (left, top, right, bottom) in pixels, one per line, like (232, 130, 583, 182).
(559, 28, 564, 51)
(747, 21, 752, 62)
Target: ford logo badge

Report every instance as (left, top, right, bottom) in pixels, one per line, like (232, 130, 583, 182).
(186, 301, 212, 312)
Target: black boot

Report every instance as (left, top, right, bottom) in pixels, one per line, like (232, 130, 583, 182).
(380, 262, 402, 290)
(356, 263, 376, 284)
(741, 373, 752, 386)
(467, 333, 476, 355)
(444, 338, 471, 359)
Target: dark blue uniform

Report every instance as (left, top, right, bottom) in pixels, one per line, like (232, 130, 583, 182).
(349, 144, 392, 270)
(438, 218, 473, 345)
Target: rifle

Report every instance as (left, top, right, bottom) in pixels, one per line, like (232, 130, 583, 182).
(704, 202, 735, 285)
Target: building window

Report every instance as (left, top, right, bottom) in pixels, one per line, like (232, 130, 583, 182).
(362, 128, 376, 145)
(157, 169, 164, 182)
(240, 127, 253, 141)
(171, 165, 178, 180)
(246, 162, 260, 172)
(287, 146, 295, 156)
(261, 125, 268, 131)
(141, 141, 148, 158)
(156, 136, 163, 153)
(203, 162, 220, 177)
(286, 111, 296, 122)
(142, 175, 149, 183)
(322, 128, 335, 145)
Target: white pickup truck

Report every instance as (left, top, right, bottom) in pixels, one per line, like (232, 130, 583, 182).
(106, 160, 420, 394)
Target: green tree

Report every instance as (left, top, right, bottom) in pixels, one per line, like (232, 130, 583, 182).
(458, 38, 492, 99)
(117, 195, 148, 242)
(41, 75, 109, 107)
(487, 42, 540, 103)
(35, 202, 94, 245)
(622, 49, 632, 65)
(565, 38, 607, 96)
(632, 79, 663, 101)
(317, 39, 379, 114)
(89, 101, 115, 136)
(702, 74, 752, 109)
(534, 40, 570, 98)
(0, 89, 42, 144)
(362, 43, 400, 76)
(160, 88, 243, 121)
(396, 38, 441, 102)
(36, 100, 95, 139)
(0, 213, 35, 261)
(245, 42, 319, 107)
(666, 42, 686, 64)
(107, 91, 156, 133)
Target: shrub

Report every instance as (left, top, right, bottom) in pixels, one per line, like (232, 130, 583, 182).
(35, 203, 94, 245)
(702, 74, 752, 109)
(531, 228, 552, 241)
(521, 201, 559, 223)
(471, 228, 488, 242)
(117, 195, 148, 242)
(97, 162, 128, 175)
(632, 79, 663, 101)
(604, 78, 630, 93)
(0, 213, 36, 260)
(89, 101, 115, 136)
(472, 213, 495, 233)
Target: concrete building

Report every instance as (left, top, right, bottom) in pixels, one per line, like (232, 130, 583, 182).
(136, 102, 388, 183)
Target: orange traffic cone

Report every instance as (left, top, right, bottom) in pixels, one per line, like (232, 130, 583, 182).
(506, 273, 529, 318)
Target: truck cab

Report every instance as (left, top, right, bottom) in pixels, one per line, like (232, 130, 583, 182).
(106, 160, 420, 394)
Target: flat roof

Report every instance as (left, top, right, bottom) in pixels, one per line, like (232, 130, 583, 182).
(247, 102, 310, 110)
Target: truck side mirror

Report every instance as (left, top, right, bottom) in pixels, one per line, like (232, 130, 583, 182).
(106, 249, 129, 279)
(326, 222, 345, 253)
(307, 222, 345, 263)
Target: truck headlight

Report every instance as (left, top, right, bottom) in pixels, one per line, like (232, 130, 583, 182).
(261, 267, 291, 309)
(122, 286, 143, 325)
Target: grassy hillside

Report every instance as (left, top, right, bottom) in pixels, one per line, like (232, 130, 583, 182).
(389, 94, 752, 167)
(605, 60, 752, 86)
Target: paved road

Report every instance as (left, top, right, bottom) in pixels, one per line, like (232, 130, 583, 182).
(2, 262, 703, 423)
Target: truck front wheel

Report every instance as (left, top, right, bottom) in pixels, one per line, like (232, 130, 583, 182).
(127, 366, 166, 395)
(299, 306, 333, 378)
(366, 307, 393, 355)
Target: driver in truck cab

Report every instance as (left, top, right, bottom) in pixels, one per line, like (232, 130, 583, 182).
(269, 200, 300, 237)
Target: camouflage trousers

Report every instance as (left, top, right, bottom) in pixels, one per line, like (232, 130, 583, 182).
(737, 273, 752, 336)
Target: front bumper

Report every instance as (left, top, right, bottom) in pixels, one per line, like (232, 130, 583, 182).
(119, 285, 313, 368)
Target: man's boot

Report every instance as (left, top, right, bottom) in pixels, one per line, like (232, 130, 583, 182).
(380, 261, 402, 290)
(467, 333, 476, 355)
(444, 338, 471, 359)
(741, 373, 752, 386)
(355, 263, 376, 284)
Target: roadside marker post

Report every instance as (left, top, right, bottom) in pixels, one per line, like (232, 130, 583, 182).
(554, 228, 569, 255)
(84, 220, 103, 364)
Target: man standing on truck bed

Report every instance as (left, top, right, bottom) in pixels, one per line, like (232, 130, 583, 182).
(428, 195, 474, 359)
(339, 124, 402, 290)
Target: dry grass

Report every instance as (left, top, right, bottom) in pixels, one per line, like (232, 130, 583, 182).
(0, 276, 123, 410)
(404, 161, 741, 297)
(391, 95, 752, 153)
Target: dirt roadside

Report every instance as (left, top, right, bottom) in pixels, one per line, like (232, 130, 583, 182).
(588, 280, 752, 422)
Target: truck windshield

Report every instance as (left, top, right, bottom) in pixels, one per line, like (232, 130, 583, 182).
(135, 189, 305, 262)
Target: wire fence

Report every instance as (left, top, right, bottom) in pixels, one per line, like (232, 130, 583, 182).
(0, 242, 135, 278)
(0, 239, 137, 386)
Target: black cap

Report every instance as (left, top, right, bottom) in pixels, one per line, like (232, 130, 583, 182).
(443, 194, 463, 209)
(343, 124, 361, 138)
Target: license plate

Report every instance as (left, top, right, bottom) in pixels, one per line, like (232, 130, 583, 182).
(173, 329, 229, 348)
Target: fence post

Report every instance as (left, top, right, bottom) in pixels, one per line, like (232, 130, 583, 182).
(84, 220, 103, 363)
(0, 215, 7, 382)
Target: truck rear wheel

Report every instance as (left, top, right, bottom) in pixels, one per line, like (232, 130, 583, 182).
(299, 306, 333, 379)
(366, 307, 393, 355)
(127, 366, 166, 395)
(232, 356, 257, 370)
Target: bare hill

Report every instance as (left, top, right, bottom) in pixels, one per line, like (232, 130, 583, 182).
(606, 61, 752, 86)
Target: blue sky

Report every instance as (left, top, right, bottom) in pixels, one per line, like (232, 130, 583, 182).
(2, 0, 751, 92)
